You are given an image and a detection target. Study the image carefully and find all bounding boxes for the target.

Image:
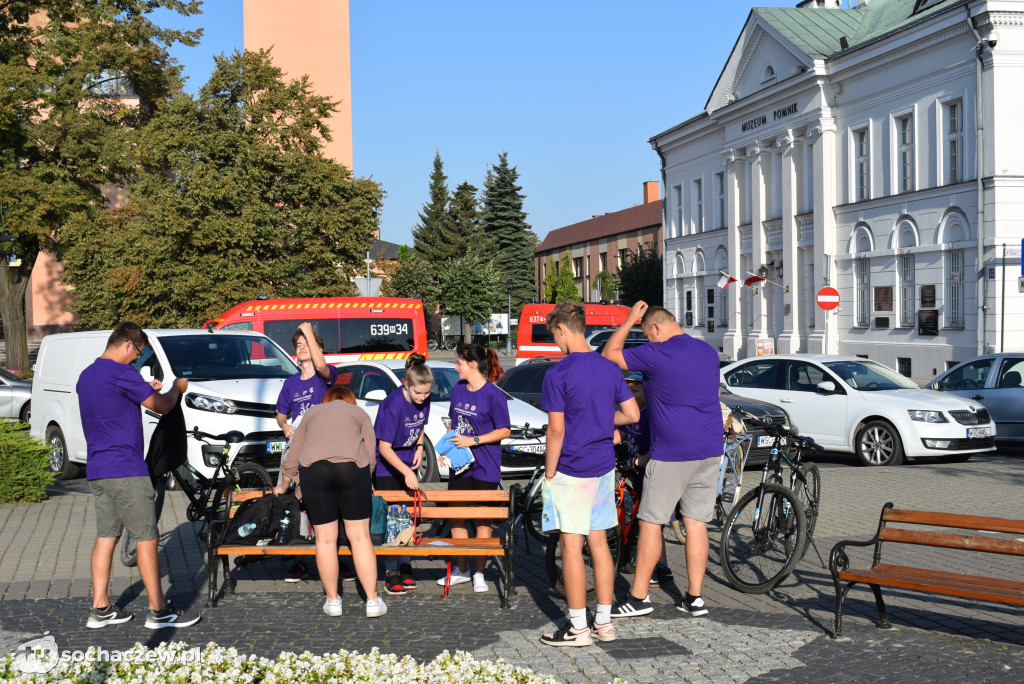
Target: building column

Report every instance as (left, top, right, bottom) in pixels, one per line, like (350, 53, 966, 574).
(807, 118, 838, 354)
(723, 150, 743, 360)
(745, 142, 770, 357)
(776, 131, 802, 354)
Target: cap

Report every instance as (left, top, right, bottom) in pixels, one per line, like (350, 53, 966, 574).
(624, 371, 644, 383)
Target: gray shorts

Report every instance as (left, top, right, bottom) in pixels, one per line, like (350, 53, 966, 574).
(637, 457, 719, 525)
(90, 476, 159, 542)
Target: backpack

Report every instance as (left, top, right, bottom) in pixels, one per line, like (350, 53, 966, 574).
(220, 493, 300, 546)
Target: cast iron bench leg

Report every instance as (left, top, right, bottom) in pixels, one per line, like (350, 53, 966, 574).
(871, 584, 891, 629)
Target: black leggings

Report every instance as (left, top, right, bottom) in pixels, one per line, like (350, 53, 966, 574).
(300, 461, 372, 525)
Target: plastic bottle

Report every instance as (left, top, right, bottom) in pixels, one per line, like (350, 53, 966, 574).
(276, 511, 292, 545)
(386, 505, 399, 543)
(237, 522, 257, 538)
(398, 504, 411, 531)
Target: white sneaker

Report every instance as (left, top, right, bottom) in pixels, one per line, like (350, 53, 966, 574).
(366, 598, 387, 618)
(473, 572, 489, 593)
(436, 569, 472, 586)
(323, 596, 342, 617)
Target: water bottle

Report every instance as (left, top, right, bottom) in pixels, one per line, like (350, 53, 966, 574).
(386, 505, 399, 543)
(237, 522, 257, 538)
(398, 504, 411, 531)
(275, 511, 292, 545)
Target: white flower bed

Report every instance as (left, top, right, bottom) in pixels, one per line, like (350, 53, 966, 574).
(1, 642, 565, 683)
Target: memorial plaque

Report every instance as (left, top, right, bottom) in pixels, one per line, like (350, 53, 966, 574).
(918, 309, 938, 336)
(873, 286, 893, 312)
(920, 285, 936, 308)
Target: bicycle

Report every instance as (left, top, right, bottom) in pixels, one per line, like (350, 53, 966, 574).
(543, 454, 635, 596)
(718, 411, 823, 594)
(427, 331, 457, 351)
(120, 429, 273, 567)
(509, 462, 548, 546)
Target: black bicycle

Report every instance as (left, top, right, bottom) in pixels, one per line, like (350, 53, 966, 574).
(120, 429, 273, 567)
(719, 411, 823, 594)
(426, 331, 457, 351)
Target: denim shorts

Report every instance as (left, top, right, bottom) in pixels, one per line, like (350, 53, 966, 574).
(541, 469, 616, 535)
(90, 476, 159, 542)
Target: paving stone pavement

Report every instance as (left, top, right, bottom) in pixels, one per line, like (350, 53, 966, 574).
(2, 453, 1023, 682)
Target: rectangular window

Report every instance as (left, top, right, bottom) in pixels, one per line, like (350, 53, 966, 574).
(693, 179, 704, 233)
(706, 288, 715, 325)
(898, 115, 914, 193)
(673, 185, 683, 237)
(718, 287, 727, 327)
(855, 258, 870, 327)
(946, 249, 964, 328)
(599, 252, 607, 273)
(946, 101, 963, 185)
(715, 172, 726, 229)
(573, 257, 584, 278)
(899, 254, 915, 327)
(685, 290, 694, 327)
(855, 128, 870, 201)
(897, 357, 912, 377)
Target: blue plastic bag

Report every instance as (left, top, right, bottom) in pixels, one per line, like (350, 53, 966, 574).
(434, 429, 475, 476)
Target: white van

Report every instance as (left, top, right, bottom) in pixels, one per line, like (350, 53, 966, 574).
(31, 329, 298, 480)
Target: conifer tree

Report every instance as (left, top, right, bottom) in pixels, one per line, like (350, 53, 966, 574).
(550, 253, 582, 303)
(448, 181, 489, 257)
(411, 151, 459, 262)
(481, 152, 537, 311)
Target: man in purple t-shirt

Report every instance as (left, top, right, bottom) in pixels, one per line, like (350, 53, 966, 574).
(603, 301, 720, 620)
(76, 322, 199, 630)
(539, 302, 639, 648)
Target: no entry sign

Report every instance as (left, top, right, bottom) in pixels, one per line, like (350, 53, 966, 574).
(816, 287, 840, 311)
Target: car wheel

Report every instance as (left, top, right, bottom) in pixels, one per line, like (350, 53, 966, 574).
(417, 437, 441, 483)
(855, 420, 904, 467)
(19, 400, 30, 424)
(46, 424, 80, 480)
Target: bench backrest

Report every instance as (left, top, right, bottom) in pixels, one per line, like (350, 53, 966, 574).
(375, 489, 510, 522)
(879, 506, 1024, 557)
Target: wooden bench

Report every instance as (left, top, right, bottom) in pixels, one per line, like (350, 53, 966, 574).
(207, 488, 518, 608)
(829, 502, 1024, 638)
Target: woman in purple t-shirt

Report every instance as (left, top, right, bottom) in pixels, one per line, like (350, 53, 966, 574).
(373, 353, 433, 596)
(437, 343, 511, 593)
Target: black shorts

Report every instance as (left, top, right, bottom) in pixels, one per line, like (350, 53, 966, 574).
(301, 460, 372, 525)
(448, 474, 500, 491)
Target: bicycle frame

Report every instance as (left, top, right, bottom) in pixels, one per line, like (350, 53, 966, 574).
(718, 433, 753, 514)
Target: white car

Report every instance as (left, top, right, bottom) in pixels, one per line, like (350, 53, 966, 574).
(721, 355, 996, 466)
(335, 360, 548, 481)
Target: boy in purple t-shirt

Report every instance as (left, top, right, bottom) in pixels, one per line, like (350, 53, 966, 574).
(539, 302, 639, 648)
(76, 322, 199, 630)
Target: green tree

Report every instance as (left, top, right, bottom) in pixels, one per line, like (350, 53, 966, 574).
(481, 152, 536, 312)
(549, 253, 581, 303)
(617, 243, 663, 307)
(595, 269, 617, 300)
(0, 0, 201, 370)
(60, 49, 383, 328)
(380, 254, 439, 313)
(411, 152, 459, 263)
(449, 180, 491, 258)
(542, 256, 557, 303)
(397, 244, 411, 262)
(441, 254, 500, 337)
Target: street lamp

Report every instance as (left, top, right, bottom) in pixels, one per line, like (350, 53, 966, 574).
(506, 278, 514, 356)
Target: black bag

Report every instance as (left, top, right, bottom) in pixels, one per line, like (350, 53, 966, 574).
(221, 493, 300, 546)
(145, 398, 186, 485)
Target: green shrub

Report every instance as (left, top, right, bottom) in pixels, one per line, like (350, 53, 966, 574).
(0, 421, 55, 504)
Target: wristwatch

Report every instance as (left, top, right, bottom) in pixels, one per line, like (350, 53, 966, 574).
(473, 436, 480, 446)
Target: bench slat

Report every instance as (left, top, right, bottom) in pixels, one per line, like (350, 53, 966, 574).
(878, 527, 1024, 556)
(884, 509, 1024, 535)
(376, 490, 510, 504)
(838, 565, 1024, 606)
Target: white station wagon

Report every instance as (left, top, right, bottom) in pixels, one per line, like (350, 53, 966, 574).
(721, 355, 996, 466)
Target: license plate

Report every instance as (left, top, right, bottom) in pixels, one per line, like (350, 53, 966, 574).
(967, 427, 992, 439)
(510, 443, 545, 454)
(267, 440, 286, 454)
(757, 436, 786, 448)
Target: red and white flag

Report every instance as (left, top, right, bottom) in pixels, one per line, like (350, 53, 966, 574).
(743, 274, 766, 288)
(717, 273, 738, 290)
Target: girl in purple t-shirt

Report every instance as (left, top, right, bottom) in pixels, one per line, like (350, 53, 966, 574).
(372, 354, 433, 596)
(438, 344, 511, 593)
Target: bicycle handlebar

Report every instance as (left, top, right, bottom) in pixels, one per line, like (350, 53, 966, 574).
(730, 408, 820, 451)
(188, 428, 245, 444)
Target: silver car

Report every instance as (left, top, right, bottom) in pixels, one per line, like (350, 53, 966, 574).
(927, 353, 1024, 445)
(0, 367, 31, 423)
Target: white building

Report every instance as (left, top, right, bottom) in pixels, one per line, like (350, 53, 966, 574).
(652, 0, 1023, 380)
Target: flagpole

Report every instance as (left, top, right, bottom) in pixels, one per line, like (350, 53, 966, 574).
(745, 271, 789, 293)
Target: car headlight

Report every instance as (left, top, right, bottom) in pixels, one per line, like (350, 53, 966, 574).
(907, 410, 948, 423)
(185, 393, 238, 414)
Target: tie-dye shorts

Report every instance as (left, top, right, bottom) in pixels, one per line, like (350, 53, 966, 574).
(540, 468, 616, 535)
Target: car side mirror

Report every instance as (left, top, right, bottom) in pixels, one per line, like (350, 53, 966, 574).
(139, 368, 155, 383)
(364, 389, 387, 402)
(816, 381, 836, 394)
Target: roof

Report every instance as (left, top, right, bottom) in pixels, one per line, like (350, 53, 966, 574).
(370, 238, 402, 260)
(537, 201, 662, 252)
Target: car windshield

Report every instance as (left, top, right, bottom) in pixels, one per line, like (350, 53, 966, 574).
(146, 334, 299, 380)
(823, 360, 919, 391)
(394, 367, 461, 403)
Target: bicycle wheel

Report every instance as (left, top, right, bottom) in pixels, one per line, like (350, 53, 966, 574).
(522, 489, 552, 543)
(235, 463, 273, 489)
(720, 483, 806, 594)
(545, 527, 622, 597)
(718, 443, 746, 522)
(120, 479, 167, 567)
(791, 462, 820, 541)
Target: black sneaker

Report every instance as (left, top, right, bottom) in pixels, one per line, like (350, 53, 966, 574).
(384, 570, 407, 595)
(677, 594, 709, 617)
(398, 563, 417, 590)
(87, 605, 133, 629)
(145, 602, 201, 629)
(649, 563, 675, 588)
(610, 594, 653, 618)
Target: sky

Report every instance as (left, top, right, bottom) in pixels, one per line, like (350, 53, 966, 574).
(152, 0, 800, 247)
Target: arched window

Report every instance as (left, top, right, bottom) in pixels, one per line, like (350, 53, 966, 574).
(937, 210, 970, 329)
(894, 219, 918, 328)
(762, 65, 776, 84)
(851, 223, 873, 327)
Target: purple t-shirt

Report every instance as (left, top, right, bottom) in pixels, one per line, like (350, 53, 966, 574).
(374, 387, 430, 478)
(542, 352, 633, 478)
(76, 358, 157, 481)
(622, 334, 721, 462)
(275, 366, 339, 423)
(448, 381, 510, 484)
(622, 409, 650, 463)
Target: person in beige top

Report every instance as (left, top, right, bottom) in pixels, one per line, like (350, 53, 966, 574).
(274, 386, 385, 618)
